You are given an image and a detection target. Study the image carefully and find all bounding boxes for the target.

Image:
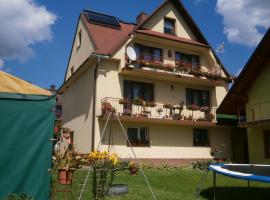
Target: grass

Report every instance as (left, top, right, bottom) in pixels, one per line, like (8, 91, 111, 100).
(51, 168, 270, 200)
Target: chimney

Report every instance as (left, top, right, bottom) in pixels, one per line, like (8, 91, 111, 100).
(136, 12, 148, 25)
(50, 84, 56, 93)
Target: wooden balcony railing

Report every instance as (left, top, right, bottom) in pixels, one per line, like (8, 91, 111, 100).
(101, 97, 217, 122)
(239, 100, 270, 123)
(125, 53, 222, 80)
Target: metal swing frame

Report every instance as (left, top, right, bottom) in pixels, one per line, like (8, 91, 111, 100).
(78, 110, 157, 200)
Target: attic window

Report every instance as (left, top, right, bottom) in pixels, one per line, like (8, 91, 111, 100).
(77, 30, 82, 49)
(164, 18, 175, 35)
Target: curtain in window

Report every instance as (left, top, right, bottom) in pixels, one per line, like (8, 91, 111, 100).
(128, 128, 139, 141)
(193, 129, 208, 146)
(124, 81, 153, 101)
(164, 19, 174, 34)
(186, 89, 209, 107)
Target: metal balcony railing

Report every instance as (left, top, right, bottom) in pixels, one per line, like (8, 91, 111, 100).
(101, 97, 217, 122)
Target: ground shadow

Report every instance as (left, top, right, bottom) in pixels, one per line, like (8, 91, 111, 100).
(200, 187, 270, 200)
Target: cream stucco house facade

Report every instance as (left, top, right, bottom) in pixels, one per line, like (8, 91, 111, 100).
(59, 0, 234, 164)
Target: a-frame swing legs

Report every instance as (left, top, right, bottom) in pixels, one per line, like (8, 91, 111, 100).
(78, 111, 157, 200)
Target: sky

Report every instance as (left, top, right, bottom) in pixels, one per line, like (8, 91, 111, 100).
(0, 0, 269, 89)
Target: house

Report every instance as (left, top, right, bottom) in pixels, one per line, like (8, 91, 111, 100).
(217, 28, 270, 164)
(59, 0, 234, 165)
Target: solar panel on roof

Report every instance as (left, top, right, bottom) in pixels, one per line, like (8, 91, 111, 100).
(85, 11, 120, 27)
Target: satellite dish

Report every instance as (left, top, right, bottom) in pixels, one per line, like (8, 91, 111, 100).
(126, 47, 137, 61)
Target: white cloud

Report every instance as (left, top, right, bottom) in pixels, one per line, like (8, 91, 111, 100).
(0, 0, 56, 64)
(216, 0, 270, 47)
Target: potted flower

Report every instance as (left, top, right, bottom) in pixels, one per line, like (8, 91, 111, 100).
(132, 98, 144, 106)
(119, 98, 130, 105)
(157, 107, 163, 115)
(200, 106, 210, 113)
(163, 104, 173, 109)
(128, 161, 139, 175)
(52, 147, 84, 185)
(145, 101, 156, 107)
(165, 63, 175, 72)
(102, 102, 112, 115)
(187, 104, 199, 111)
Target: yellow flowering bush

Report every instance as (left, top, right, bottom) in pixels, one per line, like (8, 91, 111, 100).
(88, 151, 118, 165)
(89, 151, 120, 200)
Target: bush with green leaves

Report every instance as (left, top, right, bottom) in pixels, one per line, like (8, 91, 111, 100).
(191, 160, 215, 171)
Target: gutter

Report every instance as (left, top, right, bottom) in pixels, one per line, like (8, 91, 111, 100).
(91, 53, 109, 151)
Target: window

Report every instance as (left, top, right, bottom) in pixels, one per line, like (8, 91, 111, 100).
(77, 30, 82, 49)
(186, 88, 210, 107)
(193, 129, 209, 146)
(164, 18, 175, 35)
(124, 80, 154, 102)
(175, 52, 200, 69)
(134, 43, 162, 62)
(264, 131, 270, 158)
(127, 127, 149, 147)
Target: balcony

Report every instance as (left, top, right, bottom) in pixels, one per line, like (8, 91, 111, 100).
(100, 97, 218, 127)
(121, 53, 227, 86)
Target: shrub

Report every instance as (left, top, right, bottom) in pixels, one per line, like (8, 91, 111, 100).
(191, 160, 215, 171)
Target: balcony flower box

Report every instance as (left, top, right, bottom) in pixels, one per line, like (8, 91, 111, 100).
(128, 140, 150, 147)
(119, 98, 131, 105)
(200, 106, 210, 113)
(187, 104, 200, 111)
(145, 101, 157, 107)
(165, 64, 175, 72)
(150, 60, 162, 68)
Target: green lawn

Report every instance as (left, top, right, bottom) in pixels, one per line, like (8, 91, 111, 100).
(51, 169, 270, 200)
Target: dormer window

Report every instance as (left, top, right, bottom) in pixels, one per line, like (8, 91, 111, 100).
(164, 18, 175, 35)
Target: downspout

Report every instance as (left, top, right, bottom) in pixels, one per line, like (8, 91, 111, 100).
(91, 54, 109, 151)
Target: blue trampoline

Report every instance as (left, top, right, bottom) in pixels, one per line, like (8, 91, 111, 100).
(209, 164, 270, 199)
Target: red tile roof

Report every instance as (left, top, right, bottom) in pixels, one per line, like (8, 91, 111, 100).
(135, 29, 209, 48)
(78, 0, 230, 78)
(82, 14, 135, 55)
